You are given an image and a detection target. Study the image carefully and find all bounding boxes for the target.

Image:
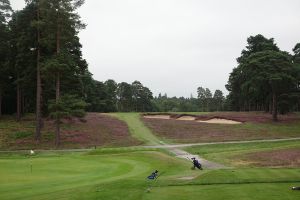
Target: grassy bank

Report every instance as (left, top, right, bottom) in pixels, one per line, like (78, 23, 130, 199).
(184, 140, 300, 167)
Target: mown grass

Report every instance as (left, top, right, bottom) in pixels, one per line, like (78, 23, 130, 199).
(1, 150, 300, 200)
(184, 140, 300, 167)
(0, 151, 192, 200)
(109, 113, 164, 145)
(145, 183, 300, 200)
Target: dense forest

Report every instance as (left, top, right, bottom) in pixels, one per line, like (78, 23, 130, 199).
(0, 1, 299, 145)
(226, 35, 300, 120)
(0, 0, 227, 116)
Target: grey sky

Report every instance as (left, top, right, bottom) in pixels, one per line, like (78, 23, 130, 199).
(10, 0, 300, 97)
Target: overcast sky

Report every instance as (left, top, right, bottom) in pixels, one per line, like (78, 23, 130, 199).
(10, 0, 300, 97)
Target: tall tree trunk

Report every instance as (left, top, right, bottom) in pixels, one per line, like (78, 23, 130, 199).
(0, 90, 2, 118)
(16, 76, 21, 121)
(55, 72, 60, 147)
(55, 11, 61, 147)
(22, 90, 25, 114)
(272, 92, 278, 121)
(35, 1, 42, 142)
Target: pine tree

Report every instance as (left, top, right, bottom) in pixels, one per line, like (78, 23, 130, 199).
(41, 0, 86, 146)
(0, 0, 12, 117)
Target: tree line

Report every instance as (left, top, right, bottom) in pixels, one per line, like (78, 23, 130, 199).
(1, 0, 299, 146)
(152, 88, 227, 112)
(0, 0, 157, 146)
(226, 34, 300, 121)
(0, 0, 92, 146)
(84, 79, 154, 113)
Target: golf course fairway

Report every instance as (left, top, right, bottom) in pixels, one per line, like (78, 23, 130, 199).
(1, 150, 300, 200)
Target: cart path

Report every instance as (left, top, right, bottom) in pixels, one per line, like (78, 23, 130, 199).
(149, 137, 300, 169)
(168, 148, 228, 169)
(2, 137, 299, 153)
(142, 137, 300, 149)
(1, 137, 299, 169)
(106, 114, 300, 169)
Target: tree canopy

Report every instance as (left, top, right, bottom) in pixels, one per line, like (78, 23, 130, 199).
(227, 34, 300, 120)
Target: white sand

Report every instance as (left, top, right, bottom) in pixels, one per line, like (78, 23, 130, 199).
(143, 115, 171, 119)
(197, 118, 242, 125)
(176, 116, 196, 121)
(143, 115, 242, 124)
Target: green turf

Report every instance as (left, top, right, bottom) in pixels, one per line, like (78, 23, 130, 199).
(184, 140, 300, 166)
(1, 150, 300, 200)
(109, 113, 163, 145)
(0, 151, 193, 200)
(2, 112, 300, 199)
(145, 183, 300, 200)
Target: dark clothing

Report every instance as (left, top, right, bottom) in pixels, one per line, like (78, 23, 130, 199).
(193, 159, 203, 170)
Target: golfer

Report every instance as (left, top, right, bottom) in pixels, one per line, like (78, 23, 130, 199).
(191, 157, 203, 170)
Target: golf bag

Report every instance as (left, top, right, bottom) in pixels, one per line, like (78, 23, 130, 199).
(147, 170, 158, 180)
(192, 158, 203, 170)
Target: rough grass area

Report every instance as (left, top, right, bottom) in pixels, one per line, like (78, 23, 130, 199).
(142, 113, 300, 143)
(0, 113, 141, 150)
(185, 140, 300, 167)
(241, 148, 300, 167)
(192, 112, 300, 123)
(1, 150, 300, 200)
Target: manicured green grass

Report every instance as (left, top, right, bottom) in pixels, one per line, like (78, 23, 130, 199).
(1, 150, 300, 200)
(109, 113, 163, 145)
(0, 150, 193, 200)
(184, 140, 300, 166)
(145, 183, 300, 200)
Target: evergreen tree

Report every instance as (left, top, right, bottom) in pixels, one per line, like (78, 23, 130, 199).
(0, 0, 12, 117)
(227, 34, 297, 120)
(39, 0, 86, 146)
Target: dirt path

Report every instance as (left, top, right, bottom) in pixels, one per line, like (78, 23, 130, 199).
(145, 137, 300, 169)
(143, 137, 300, 149)
(2, 137, 300, 169)
(168, 148, 227, 169)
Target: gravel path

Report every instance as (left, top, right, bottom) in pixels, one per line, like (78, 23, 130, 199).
(2, 137, 299, 169)
(168, 148, 227, 169)
(147, 137, 300, 169)
(143, 137, 300, 149)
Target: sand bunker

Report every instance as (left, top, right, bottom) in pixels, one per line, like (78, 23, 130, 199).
(144, 115, 242, 125)
(197, 118, 242, 125)
(143, 115, 171, 119)
(176, 116, 196, 121)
